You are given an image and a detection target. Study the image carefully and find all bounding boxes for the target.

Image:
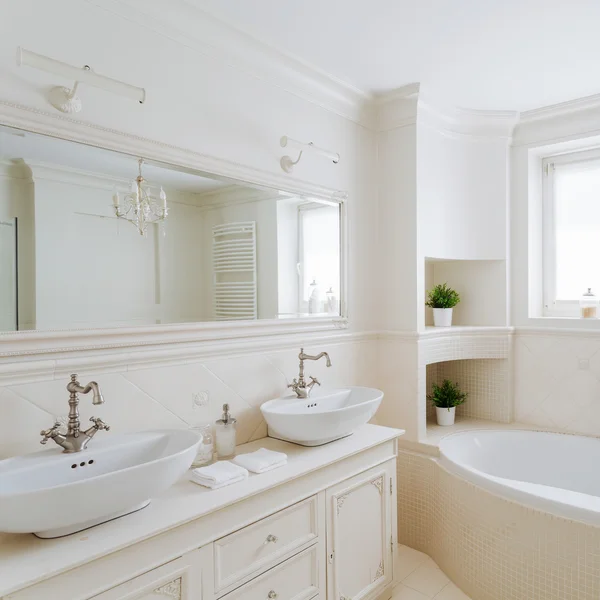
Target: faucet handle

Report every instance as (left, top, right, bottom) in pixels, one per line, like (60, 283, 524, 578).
(40, 422, 62, 445)
(309, 376, 321, 388)
(287, 378, 299, 390)
(89, 416, 110, 431)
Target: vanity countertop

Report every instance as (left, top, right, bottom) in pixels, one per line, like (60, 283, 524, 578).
(0, 424, 403, 597)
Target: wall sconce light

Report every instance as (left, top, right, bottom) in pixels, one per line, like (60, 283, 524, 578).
(279, 136, 340, 173)
(17, 47, 146, 114)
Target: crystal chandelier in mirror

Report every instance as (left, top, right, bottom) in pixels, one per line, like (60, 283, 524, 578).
(112, 158, 167, 236)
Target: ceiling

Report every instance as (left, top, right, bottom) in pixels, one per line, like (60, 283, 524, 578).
(191, 0, 600, 112)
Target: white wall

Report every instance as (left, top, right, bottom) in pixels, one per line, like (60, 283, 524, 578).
(28, 163, 206, 329)
(0, 0, 378, 333)
(0, 0, 378, 456)
(377, 123, 418, 332)
(417, 115, 509, 261)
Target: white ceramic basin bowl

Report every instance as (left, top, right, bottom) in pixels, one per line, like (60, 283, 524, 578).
(260, 386, 383, 446)
(0, 429, 201, 538)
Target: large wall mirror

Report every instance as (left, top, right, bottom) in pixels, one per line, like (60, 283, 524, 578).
(0, 125, 343, 332)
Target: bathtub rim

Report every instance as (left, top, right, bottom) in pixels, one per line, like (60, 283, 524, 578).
(437, 428, 600, 528)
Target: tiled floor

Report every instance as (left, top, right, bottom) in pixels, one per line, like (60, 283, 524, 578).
(393, 545, 471, 600)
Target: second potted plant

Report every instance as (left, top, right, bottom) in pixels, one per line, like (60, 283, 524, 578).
(426, 283, 460, 327)
(428, 379, 467, 426)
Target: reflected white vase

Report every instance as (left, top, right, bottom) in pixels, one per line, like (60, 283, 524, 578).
(433, 308, 453, 327)
(436, 406, 455, 426)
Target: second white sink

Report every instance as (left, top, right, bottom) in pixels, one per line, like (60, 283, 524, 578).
(260, 386, 383, 446)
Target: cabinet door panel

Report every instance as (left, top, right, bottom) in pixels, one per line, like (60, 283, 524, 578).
(327, 461, 394, 600)
(90, 551, 202, 600)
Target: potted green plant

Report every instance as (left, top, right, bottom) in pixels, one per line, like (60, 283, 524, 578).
(428, 379, 467, 426)
(425, 283, 460, 327)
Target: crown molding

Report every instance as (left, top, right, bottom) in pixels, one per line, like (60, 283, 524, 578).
(0, 159, 31, 180)
(374, 83, 420, 132)
(418, 99, 518, 140)
(87, 0, 374, 128)
(26, 160, 129, 191)
(514, 93, 600, 147)
(519, 93, 600, 124)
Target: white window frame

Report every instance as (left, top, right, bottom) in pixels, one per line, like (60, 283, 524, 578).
(542, 146, 600, 317)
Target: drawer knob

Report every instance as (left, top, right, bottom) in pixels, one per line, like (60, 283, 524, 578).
(268, 591, 278, 599)
(265, 534, 278, 543)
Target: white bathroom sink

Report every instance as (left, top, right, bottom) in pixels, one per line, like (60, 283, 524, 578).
(0, 429, 201, 538)
(260, 386, 383, 446)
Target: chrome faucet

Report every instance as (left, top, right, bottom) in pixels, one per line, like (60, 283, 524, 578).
(288, 347, 332, 398)
(40, 374, 110, 453)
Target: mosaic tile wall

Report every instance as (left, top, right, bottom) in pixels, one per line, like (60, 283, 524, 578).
(426, 359, 511, 423)
(397, 450, 600, 600)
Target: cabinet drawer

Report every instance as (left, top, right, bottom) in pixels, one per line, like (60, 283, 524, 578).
(214, 495, 318, 592)
(223, 545, 320, 600)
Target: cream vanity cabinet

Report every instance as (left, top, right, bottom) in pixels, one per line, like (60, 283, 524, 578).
(90, 554, 204, 600)
(2, 427, 401, 600)
(90, 462, 395, 600)
(326, 461, 395, 600)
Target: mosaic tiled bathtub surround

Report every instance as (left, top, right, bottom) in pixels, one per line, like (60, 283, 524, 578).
(426, 359, 511, 423)
(397, 450, 600, 600)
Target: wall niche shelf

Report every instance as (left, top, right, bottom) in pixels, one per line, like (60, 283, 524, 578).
(424, 257, 507, 329)
(417, 327, 513, 446)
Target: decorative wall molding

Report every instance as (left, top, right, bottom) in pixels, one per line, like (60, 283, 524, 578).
(0, 330, 377, 386)
(87, 0, 374, 127)
(0, 102, 348, 205)
(0, 318, 354, 359)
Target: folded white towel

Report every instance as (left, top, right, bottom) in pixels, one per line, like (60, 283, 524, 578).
(232, 448, 288, 474)
(190, 461, 248, 489)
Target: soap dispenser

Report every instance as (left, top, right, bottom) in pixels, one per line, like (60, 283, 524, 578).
(215, 403, 237, 459)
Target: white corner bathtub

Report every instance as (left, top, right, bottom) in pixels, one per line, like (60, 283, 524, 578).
(439, 429, 600, 526)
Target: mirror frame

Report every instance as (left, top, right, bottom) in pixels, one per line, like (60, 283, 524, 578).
(0, 101, 348, 358)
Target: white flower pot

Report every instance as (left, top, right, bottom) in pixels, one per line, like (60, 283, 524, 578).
(436, 406, 456, 427)
(433, 308, 453, 327)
